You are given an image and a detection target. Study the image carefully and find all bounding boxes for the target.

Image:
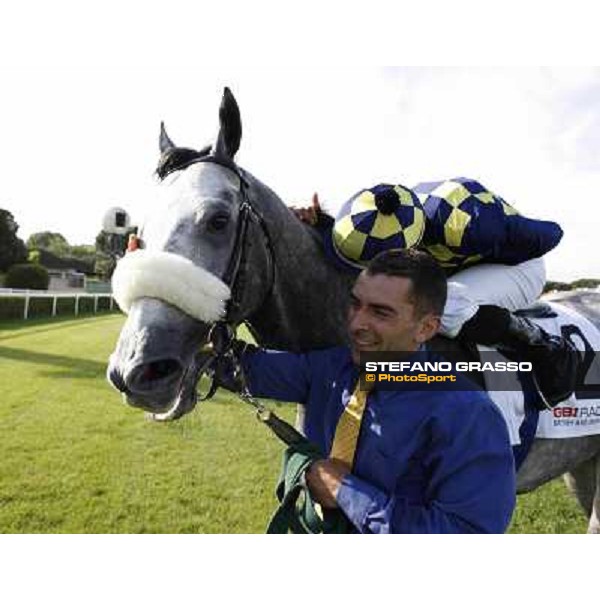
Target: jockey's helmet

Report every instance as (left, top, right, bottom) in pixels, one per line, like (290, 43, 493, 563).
(331, 184, 426, 268)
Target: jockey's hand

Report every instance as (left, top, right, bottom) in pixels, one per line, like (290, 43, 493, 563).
(290, 193, 322, 226)
(305, 458, 350, 508)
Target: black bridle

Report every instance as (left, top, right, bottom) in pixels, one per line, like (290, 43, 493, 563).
(153, 151, 306, 445)
(157, 152, 276, 326)
(155, 152, 278, 402)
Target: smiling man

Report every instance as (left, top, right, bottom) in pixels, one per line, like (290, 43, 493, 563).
(235, 248, 516, 533)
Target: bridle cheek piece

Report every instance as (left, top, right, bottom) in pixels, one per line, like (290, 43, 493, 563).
(132, 154, 276, 401)
(153, 153, 276, 325)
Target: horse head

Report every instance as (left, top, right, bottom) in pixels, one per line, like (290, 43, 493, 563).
(107, 88, 277, 416)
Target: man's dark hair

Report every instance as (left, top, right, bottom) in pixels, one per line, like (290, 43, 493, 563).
(366, 249, 447, 317)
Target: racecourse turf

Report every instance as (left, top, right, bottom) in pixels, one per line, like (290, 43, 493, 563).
(0, 314, 589, 533)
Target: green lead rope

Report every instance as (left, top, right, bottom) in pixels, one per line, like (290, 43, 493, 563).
(266, 436, 351, 534)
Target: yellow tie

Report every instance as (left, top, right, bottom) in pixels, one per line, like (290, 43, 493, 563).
(329, 382, 369, 468)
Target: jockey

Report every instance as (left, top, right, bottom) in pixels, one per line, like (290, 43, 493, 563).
(292, 177, 579, 410)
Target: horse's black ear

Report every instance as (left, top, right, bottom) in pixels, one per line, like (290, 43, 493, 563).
(215, 87, 242, 159)
(159, 122, 175, 154)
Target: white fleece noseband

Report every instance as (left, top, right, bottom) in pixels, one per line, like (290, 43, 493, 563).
(112, 250, 231, 323)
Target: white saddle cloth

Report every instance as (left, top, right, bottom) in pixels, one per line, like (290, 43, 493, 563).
(483, 302, 600, 444)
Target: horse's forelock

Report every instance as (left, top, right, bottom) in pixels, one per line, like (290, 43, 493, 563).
(156, 145, 212, 180)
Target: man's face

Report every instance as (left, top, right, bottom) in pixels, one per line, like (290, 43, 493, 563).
(347, 271, 440, 364)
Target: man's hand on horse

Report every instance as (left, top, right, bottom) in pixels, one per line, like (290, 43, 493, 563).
(305, 458, 351, 508)
(290, 192, 322, 226)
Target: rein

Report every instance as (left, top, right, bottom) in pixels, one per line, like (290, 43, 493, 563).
(206, 322, 308, 446)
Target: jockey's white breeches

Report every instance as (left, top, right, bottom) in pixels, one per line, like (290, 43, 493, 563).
(440, 257, 547, 338)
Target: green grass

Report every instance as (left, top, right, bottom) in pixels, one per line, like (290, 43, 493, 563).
(511, 480, 588, 533)
(0, 315, 590, 533)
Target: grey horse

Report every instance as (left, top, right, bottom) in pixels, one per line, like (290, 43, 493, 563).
(107, 88, 600, 533)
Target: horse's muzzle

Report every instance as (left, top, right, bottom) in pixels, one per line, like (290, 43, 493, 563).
(107, 355, 186, 413)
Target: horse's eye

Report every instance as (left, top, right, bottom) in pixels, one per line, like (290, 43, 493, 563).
(207, 213, 230, 232)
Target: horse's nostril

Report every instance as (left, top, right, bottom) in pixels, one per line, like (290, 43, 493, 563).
(139, 359, 181, 383)
(125, 359, 183, 393)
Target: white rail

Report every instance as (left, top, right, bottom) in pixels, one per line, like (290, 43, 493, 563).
(0, 289, 115, 320)
(0, 288, 90, 295)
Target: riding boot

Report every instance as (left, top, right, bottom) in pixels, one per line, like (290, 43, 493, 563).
(459, 305, 580, 410)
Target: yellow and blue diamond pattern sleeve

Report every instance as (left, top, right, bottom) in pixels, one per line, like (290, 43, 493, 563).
(413, 176, 562, 271)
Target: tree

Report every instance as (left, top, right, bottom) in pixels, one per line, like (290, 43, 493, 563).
(95, 230, 128, 280)
(27, 231, 71, 257)
(70, 244, 97, 261)
(94, 226, 137, 279)
(571, 278, 600, 290)
(0, 209, 28, 272)
(5, 263, 49, 290)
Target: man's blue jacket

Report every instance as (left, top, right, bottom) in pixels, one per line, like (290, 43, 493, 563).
(242, 345, 516, 534)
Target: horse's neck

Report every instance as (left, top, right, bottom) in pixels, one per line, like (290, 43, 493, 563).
(250, 259, 352, 351)
(244, 177, 354, 351)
